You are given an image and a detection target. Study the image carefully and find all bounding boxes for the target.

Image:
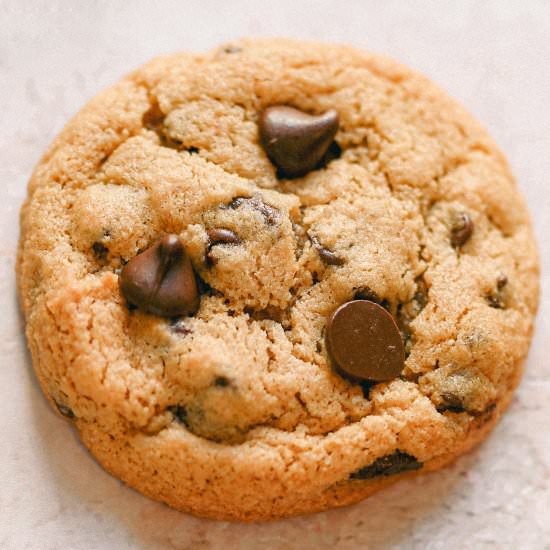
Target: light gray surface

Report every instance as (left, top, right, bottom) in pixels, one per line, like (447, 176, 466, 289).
(1, 1, 549, 548)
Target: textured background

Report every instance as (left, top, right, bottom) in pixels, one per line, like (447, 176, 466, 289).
(1, 1, 549, 548)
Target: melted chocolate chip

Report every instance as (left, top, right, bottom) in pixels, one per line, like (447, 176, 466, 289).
(326, 300, 405, 382)
(450, 212, 474, 248)
(119, 235, 200, 317)
(350, 451, 422, 480)
(259, 106, 339, 178)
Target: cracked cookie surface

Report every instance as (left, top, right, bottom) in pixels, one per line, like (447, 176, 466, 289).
(17, 38, 539, 521)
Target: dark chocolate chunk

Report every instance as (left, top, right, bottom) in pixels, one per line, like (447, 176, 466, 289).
(350, 451, 422, 480)
(450, 212, 474, 248)
(326, 300, 405, 382)
(259, 105, 339, 178)
(119, 235, 200, 317)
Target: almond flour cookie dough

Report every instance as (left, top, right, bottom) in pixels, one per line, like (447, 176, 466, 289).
(17, 38, 539, 521)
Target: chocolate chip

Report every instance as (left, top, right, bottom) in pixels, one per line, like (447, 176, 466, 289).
(259, 106, 339, 178)
(326, 300, 405, 382)
(497, 274, 508, 290)
(310, 235, 344, 266)
(317, 246, 344, 266)
(487, 275, 508, 309)
(450, 212, 474, 248)
(228, 197, 247, 209)
(214, 376, 230, 387)
(119, 235, 200, 317)
(92, 241, 109, 261)
(206, 228, 241, 266)
(168, 405, 188, 424)
(207, 228, 241, 246)
(350, 451, 422, 480)
(437, 392, 466, 413)
(187, 146, 200, 154)
(228, 196, 278, 225)
(486, 293, 505, 309)
(55, 401, 75, 419)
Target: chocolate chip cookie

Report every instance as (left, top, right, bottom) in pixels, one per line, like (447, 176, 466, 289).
(17, 38, 540, 521)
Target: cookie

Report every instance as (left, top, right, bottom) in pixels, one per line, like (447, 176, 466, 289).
(17, 38, 539, 521)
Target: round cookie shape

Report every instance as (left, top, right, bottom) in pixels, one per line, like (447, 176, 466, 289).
(17, 38, 539, 521)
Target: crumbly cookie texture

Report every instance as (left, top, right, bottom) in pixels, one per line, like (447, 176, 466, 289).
(17, 38, 539, 521)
